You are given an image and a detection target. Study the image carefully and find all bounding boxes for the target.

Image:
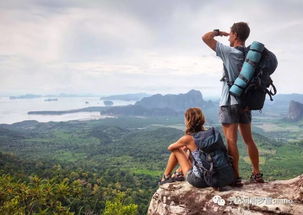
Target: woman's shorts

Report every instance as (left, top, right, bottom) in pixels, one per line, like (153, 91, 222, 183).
(186, 169, 208, 188)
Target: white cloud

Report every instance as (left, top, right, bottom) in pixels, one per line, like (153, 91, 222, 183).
(0, 0, 302, 96)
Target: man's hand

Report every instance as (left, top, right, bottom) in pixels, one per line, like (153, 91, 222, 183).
(202, 30, 229, 51)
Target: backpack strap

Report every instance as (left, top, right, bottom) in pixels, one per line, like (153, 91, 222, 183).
(221, 46, 247, 86)
(265, 82, 277, 101)
(238, 73, 250, 84)
(245, 58, 259, 68)
(235, 46, 248, 55)
(190, 152, 214, 186)
(220, 64, 234, 87)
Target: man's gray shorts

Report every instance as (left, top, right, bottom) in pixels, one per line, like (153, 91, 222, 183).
(219, 105, 251, 124)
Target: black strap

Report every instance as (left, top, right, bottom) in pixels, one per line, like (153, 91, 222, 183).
(249, 48, 263, 54)
(269, 83, 277, 95)
(238, 74, 249, 83)
(245, 58, 258, 68)
(221, 64, 234, 86)
(266, 89, 273, 101)
(235, 46, 247, 53)
(221, 46, 247, 85)
(234, 84, 245, 90)
(265, 83, 277, 101)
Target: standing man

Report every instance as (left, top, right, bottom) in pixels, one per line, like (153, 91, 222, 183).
(202, 22, 264, 186)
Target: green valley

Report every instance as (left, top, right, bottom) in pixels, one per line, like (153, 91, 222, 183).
(0, 116, 302, 214)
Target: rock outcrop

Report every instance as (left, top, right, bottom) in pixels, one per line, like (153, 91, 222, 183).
(148, 174, 303, 215)
(288, 100, 303, 121)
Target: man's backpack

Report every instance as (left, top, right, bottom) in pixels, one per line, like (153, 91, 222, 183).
(191, 127, 235, 187)
(227, 42, 278, 110)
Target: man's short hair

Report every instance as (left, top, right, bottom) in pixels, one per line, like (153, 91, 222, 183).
(231, 22, 250, 42)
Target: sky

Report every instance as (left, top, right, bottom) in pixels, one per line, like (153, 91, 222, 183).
(1, 0, 303, 98)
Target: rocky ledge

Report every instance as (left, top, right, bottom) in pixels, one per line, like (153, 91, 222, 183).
(148, 174, 303, 215)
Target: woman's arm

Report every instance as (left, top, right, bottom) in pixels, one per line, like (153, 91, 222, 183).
(167, 135, 193, 151)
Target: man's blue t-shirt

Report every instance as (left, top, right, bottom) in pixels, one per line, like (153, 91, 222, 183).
(216, 42, 244, 106)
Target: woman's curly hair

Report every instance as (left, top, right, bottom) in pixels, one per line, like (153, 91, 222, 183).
(184, 107, 205, 135)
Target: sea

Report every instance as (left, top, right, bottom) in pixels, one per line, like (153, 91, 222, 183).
(0, 97, 135, 124)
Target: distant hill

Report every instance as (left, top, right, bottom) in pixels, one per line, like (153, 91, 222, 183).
(9, 93, 100, 99)
(9, 94, 42, 99)
(101, 105, 179, 117)
(288, 100, 303, 121)
(28, 106, 109, 115)
(24, 90, 217, 121)
(265, 93, 303, 108)
(100, 93, 151, 101)
(272, 94, 303, 103)
(101, 90, 215, 118)
(135, 89, 211, 112)
(262, 93, 303, 115)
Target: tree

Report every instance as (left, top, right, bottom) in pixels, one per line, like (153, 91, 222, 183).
(102, 192, 138, 215)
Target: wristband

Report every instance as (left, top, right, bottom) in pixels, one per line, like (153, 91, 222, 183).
(213, 29, 220, 36)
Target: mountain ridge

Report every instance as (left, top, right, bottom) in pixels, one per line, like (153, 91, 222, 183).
(102, 89, 215, 117)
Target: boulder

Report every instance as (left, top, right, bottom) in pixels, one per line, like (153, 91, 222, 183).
(148, 174, 303, 215)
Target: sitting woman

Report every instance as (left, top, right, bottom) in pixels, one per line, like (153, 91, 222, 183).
(159, 107, 235, 188)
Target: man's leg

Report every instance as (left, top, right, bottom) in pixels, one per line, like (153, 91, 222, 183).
(222, 123, 239, 177)
(239, 123, 260, 174)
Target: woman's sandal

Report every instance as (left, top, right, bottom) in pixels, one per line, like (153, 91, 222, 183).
(171, 171, 185, 181)
(158, 171, 185, 185)
(158, 174, 174, 185)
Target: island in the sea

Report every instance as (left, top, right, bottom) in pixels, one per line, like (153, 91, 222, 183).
(103, 100, 114, 106)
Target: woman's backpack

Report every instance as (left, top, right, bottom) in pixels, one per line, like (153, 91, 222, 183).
(191, 127, 235, 187)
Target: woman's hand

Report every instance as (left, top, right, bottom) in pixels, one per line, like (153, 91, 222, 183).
(181, 146, 188, 152)
(167, 135, 192, 151)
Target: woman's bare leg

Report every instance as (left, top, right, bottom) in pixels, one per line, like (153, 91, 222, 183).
(164, 149, 192, 176)
(164, 153, 178, 176)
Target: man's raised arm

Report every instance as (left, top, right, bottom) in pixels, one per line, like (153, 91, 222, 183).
(202, 30, 229, 51)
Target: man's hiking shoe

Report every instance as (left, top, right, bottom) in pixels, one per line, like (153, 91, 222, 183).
(250, 173, 264, 183)
(214, 186, 233, 191)
(230, 177, 243, 187)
